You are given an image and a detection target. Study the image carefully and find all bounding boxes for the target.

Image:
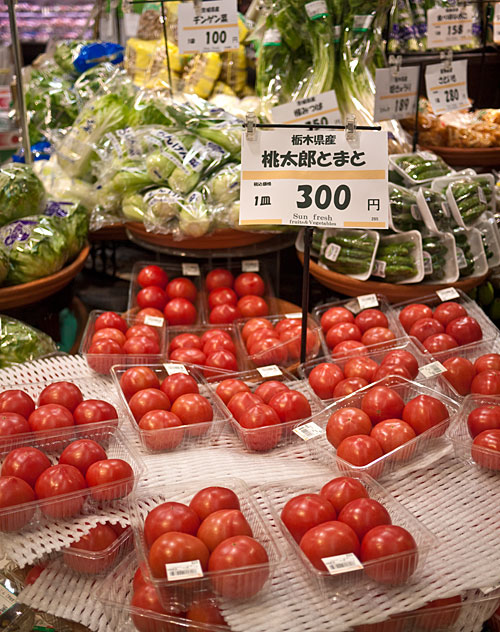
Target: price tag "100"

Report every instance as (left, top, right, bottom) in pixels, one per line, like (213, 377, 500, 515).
(177, 0, 239, 55)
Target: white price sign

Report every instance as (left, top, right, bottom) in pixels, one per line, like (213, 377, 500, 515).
(257, 365, 283, 378)
(182, 263, 200, 276)
(494, 5, 500, 45)
(240, 129, 389, 229)
(144, 315, 164, 327)
(272, 90, 342, 127)
(374, 66, 419, 122)
(164, 363, 189, 375)
(357, 293, 379, 310)
(425, 60, 469, 115)
(177, 0, 239, 55)
(436, 287, 460, 301)
(427, 5, 474, 48)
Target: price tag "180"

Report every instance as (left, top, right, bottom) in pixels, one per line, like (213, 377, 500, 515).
(374, 66, 419, 122)
(425, 60, 469, 115)
(177, 0, 239, 55)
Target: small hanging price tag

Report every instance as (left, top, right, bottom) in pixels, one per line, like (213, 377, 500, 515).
(427, 5, 474, 49)
(272, 90, 342, 127)
(321, 553, 363, 575)
(285, 313, 302, 319)
(419, 361, 446, 378)
(144, 315, 164, 327)
(481, 580, 500, 595)
(293, 421, 322, 441)
(494, 5, 500, 44)
(177, 0, 239, 55)
(344, 299, 361, 315)
(372, 260, 386, 278)
(357, 294, 379, 310)
(425, 60, 469, 115)
(164, 363, 189, 375)
(166, 560, 204, 581)
(436, 287, 460, 301)
(374, 66, 419, 122)
(257, 365, 283, 378)
(182, 263, 200, 276)
(242, 259, 260, 272)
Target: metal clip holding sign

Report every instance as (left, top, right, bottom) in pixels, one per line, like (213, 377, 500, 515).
(193, 0, 202, 17)
(388, 54, 402, 77)
(245, 112, 258, 141)
(440, 49, 453, 71)
(345, 114, 357, 142)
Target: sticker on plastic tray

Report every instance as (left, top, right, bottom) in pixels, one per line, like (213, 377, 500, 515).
(293, 421, 322, 441)
(480, 580, 500, 595)
(344, 299, 361, 315)
(257, 365, 283, 378)
(436, 287, 460, 301)
(242, 259, 260, 272)
(182, 263, 200, 276)
(285, 313, 302, 319)
(324, 243, 341, 262)
(164, 363, 189, 375)
(372, 259, 386, 278)
(357, 294, 379, 310)
(166, 560, 204, 581)
(456, 247, 467, 270)
(321, 553, 363, 575)
(423, 251, 433, 275)
(144, 315, 164, 327)
(419, 361, 446, 378)
(0, 585, 16, 612)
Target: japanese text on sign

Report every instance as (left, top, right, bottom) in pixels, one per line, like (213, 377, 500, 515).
(177, 0, 239, 55)
(272, 90, 342, 127)
(374, 66, 419, 122)
(239, 128, 389, 229)
(425, 60, 469, 115)
(427, 5, 474, 48)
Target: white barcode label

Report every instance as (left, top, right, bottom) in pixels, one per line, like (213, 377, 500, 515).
(285, 312, 302, 319)
(436, 287, 460, 301)
(166, 560, 204, 581)
(322, 553, 363, 575)
(182, 263, 200, 276)
(325, 243, 341, 262)
(293, 421, 322, 441)
(257, 365, 283, 378)
(372, 260, 386, 278)
(263, 28, 281, 45)
(144, 315, 164, 327)
(423, 251, 433, 276)
(456, 248, 467, 270)
(242, 259, 260, 272)
(164, 363, 189, 375)
(419, 361, 446, 378)
(478, 186, 487, 205)
(357, 294, 379, 310)
(0, 585, 16, 612)
(344, 299, 361, 315)
(481, 580, 500, 595)
(305, 0, 328, 19)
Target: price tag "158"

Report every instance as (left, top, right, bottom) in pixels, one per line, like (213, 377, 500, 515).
(374, 66, 419, 122)
(425, 60, 469, 115)
(427, 5, 474, 49)
(177, 0, 239, 55)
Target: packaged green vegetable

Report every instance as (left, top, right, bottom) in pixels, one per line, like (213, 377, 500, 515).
(391, 152, 452, 185)
(422, 232, 458, 283)
(447, 179, 489, 227)
(0, 315, 57, 368)
(372, 231, 424, 283)
(416, 187, 452, 232)
(389, 185, 423, 232)
(202, 163, 240, 206)
(319, 228, 379, 280)
(452, 226, 488, 279)
(0, 164, 46, 227)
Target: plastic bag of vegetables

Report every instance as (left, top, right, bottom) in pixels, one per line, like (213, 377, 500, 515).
(123, 186, 184, 225)
(73, 62, 132, 104)
(0, 163, 46, 227)
(201, 162, 240, 206)
(54, 40, 124, 76)
(0, 315, 57, 368)
(43, 200, 89, 260)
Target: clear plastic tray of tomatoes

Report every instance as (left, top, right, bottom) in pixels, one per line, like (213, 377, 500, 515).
(205, 366, 323, 452)
(0, 422, 144, 534)
(79, 310, 166, 375)
(165, 324, 249, 375)
(297, 336, 432, 403)
(312, 294, 406, 357)
(127, 261, 205, 325)
(234, 313, 323, 370)
(260, 471, 436, 596)
(127, 478, 282, 610)
(392, 288, 499, 361)
(200, 260, 278, 326)
(110, 363, 231, 453)
(298, 377, 461, 480)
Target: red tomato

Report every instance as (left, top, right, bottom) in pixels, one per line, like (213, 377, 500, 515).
(326, 407, 372, 449)
(442, 357, 476, 396)
(471, 370, 500, 395)
(423, 333, 458, 353)
(94, 312, 127, 333)
(282, 327, 320, 360)
(189, 486, 240, 521)
(344, 357, 379, 382)
(399, 304, 433, 333)
(274, 318, 301, 337)
(205, 268, 234, 292)
(208, 535, 269, 599)
(59, 439, 107, 475)
(333, 378, 369, 398)
(361, 386, 405, 424)
(186, 596, 227, 627)
(132, 565, 150, 592)
(0, 476, 35, 531)
(160, 373, 199, 403)
(200, 329, 232, 346)
(337, 435, 384, 467)
(360, 524, 418, 584)
(299, 521, 360, 571)
(467, 405, 500, 438)
(166, 278, 197, 303)
(320, 307, 354, 332)
(475, 353, 500, 373)
(215, 379, 251, 406)
(249, 338, 288, 367)
(433, 302, 467, 327)
(123, 336, 160, 356)
(91, 328, 127, 347)
(137, 265, 168, 289)
(320, 477, 369, 513)
(234, 273, 265, 298)
(126, 325, 159, 341)
(0, 390, 35, 419)
(85, 459, 134, 501)
(64, 523, 118, 574)
(332, 340, 367, 357)
(355, 309, 389, 333)
(197, 509, 252, 551)
(135, 308, 164, 324)
(209, 304, 241, 325)
(129, 389, 170, 422)
(402, 395, 449, 436)
(471, 429, 500, 470)
(144, 501, 200, 547)
(237, 295, 269, 318)
(238, 404, 283, 451)
(241, 318, 274, 342)
(1, 446, 51, 487)
(409, 318, 444, 343)
(281, 493, 336, 543)
(131, 584, 184, 632)
(361, 328, 396, 347)
(208, 287, 238, 309)
(35, 464, 87, 519)
(170, 394, 213, 436)
(373, 364, 412, 382)
(28, 404, 74, 433)
(370, 419, 416, 455)
(326, 323, 362, 349)
(254, 381, 289, 404)
(412, 596, 462, 630)
(268, 390, 312, 423)
(202, 336, 236, 355)
(169, 333, 202, 352)
(246, 329, 279, 350)
(169, 348, 207, 365)
(381, 350, 419, 380)
(338, 498, 391, 540)
(446, 316, 482, 346)
(204, 350, 238, 375)
(88, 339, 122, 365)
(138, 411, 184, 451)
(137, 287, 167, 311)
(0, 413, 30, 444)
(25, 565, 46, 585)
(38, 382, 83, 413)
(148, 532, 209, 578)
(308, 363, 344, 400)
(164, 298, 197, 326)
(227, 391, 263, 422)
(120, 367, 160, 401)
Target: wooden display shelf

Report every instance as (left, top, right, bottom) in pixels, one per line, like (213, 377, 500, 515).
(420, 145, 500, 168)
(297, 251, 488, 303)
(89, 223, 128, 242)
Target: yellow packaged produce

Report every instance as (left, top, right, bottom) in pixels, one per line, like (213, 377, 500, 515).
(238, 15, 249, 42)
(182, 53, 222, 99)
(212, 81, 237, 96)
(220, 46, 247, 95)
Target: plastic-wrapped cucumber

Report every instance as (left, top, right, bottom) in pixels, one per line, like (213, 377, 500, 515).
(390, 186, 422, 231)
(394, 153, 451, 182)
(320, 231, 376, 276)
(422, 236, 448, 281)
(420, 187, 452, 231)
(453, 228, 475, 278)
(374, 240, 417, 282)
(450, 180, 489, 225)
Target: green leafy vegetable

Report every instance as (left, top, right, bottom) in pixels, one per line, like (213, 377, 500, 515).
(0, 316, 57, 368)
(0, 164, 46, 227)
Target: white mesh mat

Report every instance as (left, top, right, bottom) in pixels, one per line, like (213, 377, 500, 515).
(5, 355, 500, 631)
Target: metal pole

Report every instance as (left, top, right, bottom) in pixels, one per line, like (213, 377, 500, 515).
(300, 227, 313, 365)
(7, 0, 31, 164)
(160, 1, 174, 100)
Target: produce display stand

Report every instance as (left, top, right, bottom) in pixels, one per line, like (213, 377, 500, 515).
(420, 145, 500, 169)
